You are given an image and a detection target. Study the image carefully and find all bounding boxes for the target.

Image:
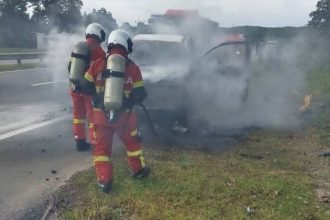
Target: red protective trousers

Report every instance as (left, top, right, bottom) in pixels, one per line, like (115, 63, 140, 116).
(71, 91, 94, 142)
(93, 110, 145, 183)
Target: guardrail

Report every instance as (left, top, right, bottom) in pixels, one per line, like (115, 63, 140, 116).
(0, 52, 46, 64)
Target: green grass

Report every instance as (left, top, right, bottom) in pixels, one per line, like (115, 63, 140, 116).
(0, 63, 46, 72)
(0, 48, 45, 53)
(57, 133, 330, 220)
(307, 67, 330, 100)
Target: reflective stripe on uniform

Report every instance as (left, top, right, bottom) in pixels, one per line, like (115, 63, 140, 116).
(84, 72, 94, 83)
(73, 118, 85, 124)
(130, 129, 138, 136)
(127, 149, 145, 167)
(93, 108, 103, 112)
(133, 81, 144, 88)
(96, 86, 100, 93)
(127, 149, 142, 157)
(93, 155, 111, 163)
(140, 155, 146, 168)
(96, 86, 105, 93)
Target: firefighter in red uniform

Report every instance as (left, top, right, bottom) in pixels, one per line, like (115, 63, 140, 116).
(68, 23, 106, 151)
(81, 29, 151, 193)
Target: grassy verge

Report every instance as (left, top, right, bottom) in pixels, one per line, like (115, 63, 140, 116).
(56, 68, 330, 220)
(56, 130, 330, 220)
(0, 63, 46, 72)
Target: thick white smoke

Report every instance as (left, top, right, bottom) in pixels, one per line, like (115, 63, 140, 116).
(42, 14, 313, 132)
(134, 16, 309, 131)
(186, 39, 306, 130)
(44, 28, 85, 82)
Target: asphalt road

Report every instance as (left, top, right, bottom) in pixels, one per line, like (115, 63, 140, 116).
(0, 68, 92, 219)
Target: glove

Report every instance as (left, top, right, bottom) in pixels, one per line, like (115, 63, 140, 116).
(92, 93, 104, 108)
(130, 87, 147, 104)
(122, 88, 147, 110)
(70, 83, 81, 93)
(122, 97, 134, 110)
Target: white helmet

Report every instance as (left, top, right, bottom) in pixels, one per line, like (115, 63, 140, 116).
(107, 29, 133, 53)
(85, 23, 106, 43)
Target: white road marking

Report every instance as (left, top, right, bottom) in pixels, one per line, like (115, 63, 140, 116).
(32, 80, 67, 86)
(0, 68, 48, 74)
(0, 115, 70, 141)
(0, 119, 36, 134)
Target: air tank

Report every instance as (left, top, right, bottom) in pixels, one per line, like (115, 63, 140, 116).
(69, 41, 90, 85)
(104, 54, 126, 111)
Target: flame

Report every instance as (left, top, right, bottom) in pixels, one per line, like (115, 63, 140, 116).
(299, 95, 312, 112)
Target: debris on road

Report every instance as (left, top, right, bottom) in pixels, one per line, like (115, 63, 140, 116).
(246, 207, 256, 216)
(319, 150, 330, 157)
(51, 170, 57, 174)
(316, 189, 330, 203)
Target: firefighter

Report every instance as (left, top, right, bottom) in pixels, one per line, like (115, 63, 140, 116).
(68, 23, 106, 151)
(81, 29, 151, 193)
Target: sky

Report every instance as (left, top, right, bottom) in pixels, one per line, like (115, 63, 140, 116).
(82, 0, 319, 27)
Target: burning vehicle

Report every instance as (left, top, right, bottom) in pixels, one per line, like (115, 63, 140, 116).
(191, 35, 251, 104)
(131, 34, 194, 110)
(131, 34, 194, 83)
(131, 33, 251, 138)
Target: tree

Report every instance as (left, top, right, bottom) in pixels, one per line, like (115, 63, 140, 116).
(0, 0, 34, 47)
(83, 8, 118, 35)
(30, 0, 83, 33)
(309, 0, 330, 29)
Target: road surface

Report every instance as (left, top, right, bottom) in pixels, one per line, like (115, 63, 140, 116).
(0, 68, 92, 219)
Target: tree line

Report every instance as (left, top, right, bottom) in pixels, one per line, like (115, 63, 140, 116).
(0, 0, 118, 47)
(0, 0, 329, 48)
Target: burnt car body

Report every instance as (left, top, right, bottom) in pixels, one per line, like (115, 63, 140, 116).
(131, 34, 194, 110)
(131, 34, 251, 135)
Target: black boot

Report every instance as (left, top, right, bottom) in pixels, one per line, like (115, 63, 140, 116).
(131, 166, 151, 179)
(98, 181, 112, 193)
(75, 139, 91, 151)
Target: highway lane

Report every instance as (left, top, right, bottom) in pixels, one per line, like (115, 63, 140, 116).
(0, 68, 92, 219)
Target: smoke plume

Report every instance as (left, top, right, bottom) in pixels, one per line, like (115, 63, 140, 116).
(134, 16, 313, 131)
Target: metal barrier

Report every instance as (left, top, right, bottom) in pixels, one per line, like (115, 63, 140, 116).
(0, 52, 45, 64)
